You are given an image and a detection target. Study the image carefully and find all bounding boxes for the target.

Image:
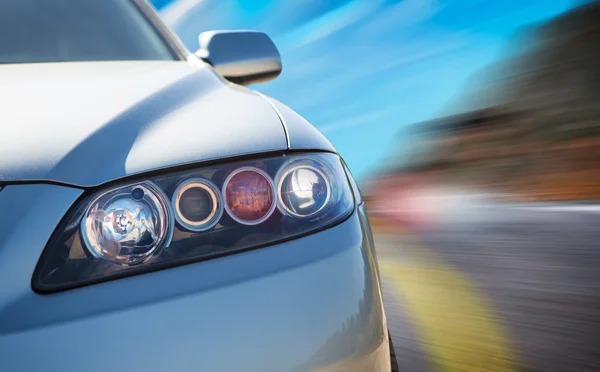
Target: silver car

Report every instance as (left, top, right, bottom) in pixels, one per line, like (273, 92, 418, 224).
(0, 1, 396, 371)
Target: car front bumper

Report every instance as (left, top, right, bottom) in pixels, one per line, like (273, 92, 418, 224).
(0, 184, 390, 372)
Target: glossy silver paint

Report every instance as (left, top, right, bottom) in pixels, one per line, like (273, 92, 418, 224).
(197, 30, 282, 85)
(0, 184, 389, 372)
(0, 5, 390, 369)
(0, 61, 287, 186)
(264, 96, 336, 152)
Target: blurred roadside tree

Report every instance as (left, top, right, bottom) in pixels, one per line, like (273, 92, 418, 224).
(380, 0, 600, 201)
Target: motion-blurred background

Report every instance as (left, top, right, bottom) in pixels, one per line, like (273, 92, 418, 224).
(151, 1, 600, 371)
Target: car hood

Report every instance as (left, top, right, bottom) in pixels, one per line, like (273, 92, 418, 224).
(0, 61, 288, 187)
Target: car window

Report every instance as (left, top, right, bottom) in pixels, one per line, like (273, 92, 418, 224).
(0, 0, 175, 63)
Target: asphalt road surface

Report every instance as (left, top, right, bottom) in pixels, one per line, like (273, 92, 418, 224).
(375, 206, 600, 372)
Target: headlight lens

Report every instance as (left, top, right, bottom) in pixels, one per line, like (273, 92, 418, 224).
(223, 167, 276, 225)
(277, 158, 332, 218)
(33, 152, 355, 292)
(172, 178, 222, 231)
(81, 182, 172, 265)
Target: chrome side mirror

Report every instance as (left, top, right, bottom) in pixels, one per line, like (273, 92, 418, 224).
(196, 30, 282, 85)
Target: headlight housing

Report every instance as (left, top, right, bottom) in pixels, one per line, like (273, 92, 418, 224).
(33, 152, 355, 292)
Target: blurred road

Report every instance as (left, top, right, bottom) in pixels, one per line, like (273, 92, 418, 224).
(375, 206, 600, 372)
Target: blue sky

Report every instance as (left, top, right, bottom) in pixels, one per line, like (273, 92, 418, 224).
(152, 0, 578, 179)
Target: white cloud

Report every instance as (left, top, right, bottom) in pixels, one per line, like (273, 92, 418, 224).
(319, 109, 393, 134)
(275, 0, 384, 53)
(273, 32, 470, 112)
(161, 0, 207, 26)
(358, 0, 443, 36)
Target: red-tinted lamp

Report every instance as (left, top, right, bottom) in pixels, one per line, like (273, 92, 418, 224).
(223, 167, 276, 225)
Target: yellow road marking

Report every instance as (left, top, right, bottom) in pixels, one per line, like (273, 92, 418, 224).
(380, 238, 519, 372)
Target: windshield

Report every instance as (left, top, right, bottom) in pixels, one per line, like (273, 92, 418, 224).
(0, 0, 176, 63)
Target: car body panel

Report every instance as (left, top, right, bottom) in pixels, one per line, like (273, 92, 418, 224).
(0, 185, 84, 310)
(264, 96, 336, 152)
(0, 184, 389, 372)
(0, 61, 289, 187)
(0, 4, 390, 368)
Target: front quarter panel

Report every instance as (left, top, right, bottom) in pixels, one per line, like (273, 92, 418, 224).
(0, 185, 83, 314)
(263, 96, 336, 152)
(0, 183, 389, 371)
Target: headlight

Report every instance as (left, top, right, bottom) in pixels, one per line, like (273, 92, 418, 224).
(223, 167, 276, 225)
(276, 158, 332, 218)
(172, 178, 223, 231)
(33, 152, 355, 292)
(81, 182, 173, 265)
